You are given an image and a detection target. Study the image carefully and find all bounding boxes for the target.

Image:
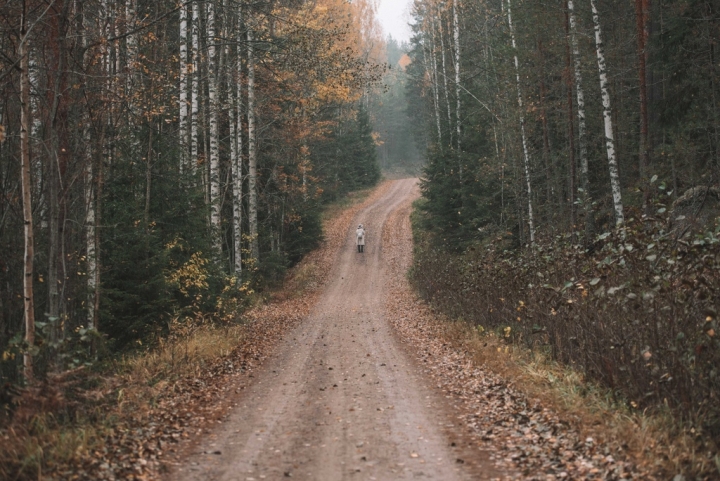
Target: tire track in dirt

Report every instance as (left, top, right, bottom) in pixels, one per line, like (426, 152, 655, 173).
(172, 178, 503, 481)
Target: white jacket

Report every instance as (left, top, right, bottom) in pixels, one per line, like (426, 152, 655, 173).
(356, 228, 366, 246)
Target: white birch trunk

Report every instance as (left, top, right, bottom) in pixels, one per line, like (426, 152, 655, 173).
(20, 11, 35, 381)
(591, 0, 624, 225)
(85, 144, 96, 330)
(179, 2, 189, 174)
(247, 26, 259, 262)
(568, 0, 588, 197)
(453, 0, 461, 153)
(190, 1, 200, 177)
(125, 0, 137, 95)
(232, 5, 244, 275)
(506, 0, 535, 245)
(207, 1, 221, 253)
(82, 9, 97, 330)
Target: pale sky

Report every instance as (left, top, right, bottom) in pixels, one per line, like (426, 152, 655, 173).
(377, 0, 413, 45)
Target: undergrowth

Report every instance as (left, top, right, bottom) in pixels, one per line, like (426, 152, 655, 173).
(0, 319, 245, 480)
(410, 201, 720, 478)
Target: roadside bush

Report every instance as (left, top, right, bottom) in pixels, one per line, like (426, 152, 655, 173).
(411, 207, 720, 446)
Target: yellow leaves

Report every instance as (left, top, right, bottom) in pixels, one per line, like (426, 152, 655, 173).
(166, 252, 210, 299)
(371, 131, 384, 146)
(503, 326, 512, 338)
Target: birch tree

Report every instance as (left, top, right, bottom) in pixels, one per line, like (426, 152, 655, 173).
(506, 0, 535, 245)
(247, 25, 259, 262)
(232, 5, 244, 275)
(591, 0, 624, 225)
(191, 1, 200, 177)
(207, 1, 222, 252)
(19, 3, 35, 381)
(567, 1, 589, 211)
(179, 2, 189, 173)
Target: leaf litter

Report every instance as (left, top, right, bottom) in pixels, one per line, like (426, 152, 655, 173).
(381, 191, 656, 480)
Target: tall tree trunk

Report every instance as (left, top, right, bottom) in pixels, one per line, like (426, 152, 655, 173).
(47, 2, 70, 346)
(452, 0, 461, 154)
(563, 0, 576, 228)
(19, 3, 35, 382)
(232, 5, 244, 275)
(191, 1, 200, 178)
(207, 1, 221, 253)
(247, 26, 259, 262)
(435, 10, 452, 146)
(591, 0, 624, 225)
(568, 0, 592, 238)
(635, 0, 651, 212)
(506, 0, 535, 245)
(179, 2, 189, 174)
(422, 31, 442, 146)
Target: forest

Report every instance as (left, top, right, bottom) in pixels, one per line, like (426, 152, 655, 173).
(0, 0, 384, 385)
(2, 0, 720, 477)
(406, 0, 720, 466)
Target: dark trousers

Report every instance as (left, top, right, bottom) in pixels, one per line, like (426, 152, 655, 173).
(357, 245, 363, 253)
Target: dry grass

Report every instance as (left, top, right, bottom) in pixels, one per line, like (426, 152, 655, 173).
(0, 322, 248, 480)
(119, 323, 245, 386)
(437, 316, 718, 478)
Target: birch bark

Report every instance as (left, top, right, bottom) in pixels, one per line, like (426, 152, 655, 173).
(247, 26, 259, 262)
(20, 5, 35, 381)
(207, 1, 222, 252)
(82, 5, 97, 331)
(567, 1, 588, 201)
(563, 3, 577, 227)
(232, 5, 244, 275)
(591, 0, 624, 225)
(179, 2, 189, 174)
(191, 1, 200, 178)
(568, 0, 595, 237)
(506, 0, 535, 245)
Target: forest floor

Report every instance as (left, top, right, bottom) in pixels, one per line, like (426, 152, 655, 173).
(158, 178, 656, 481)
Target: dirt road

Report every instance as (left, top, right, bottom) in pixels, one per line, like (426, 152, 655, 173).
(174, 179, 500, 481)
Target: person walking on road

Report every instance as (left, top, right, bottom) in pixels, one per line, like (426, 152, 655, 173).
(356, 224, 366, 253)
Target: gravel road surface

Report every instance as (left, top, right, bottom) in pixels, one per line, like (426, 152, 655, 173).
(174, 179, 502, 480)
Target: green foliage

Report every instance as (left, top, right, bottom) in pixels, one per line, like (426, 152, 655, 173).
(312, 103, 381, 201)
(99, 140, 213, 351)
